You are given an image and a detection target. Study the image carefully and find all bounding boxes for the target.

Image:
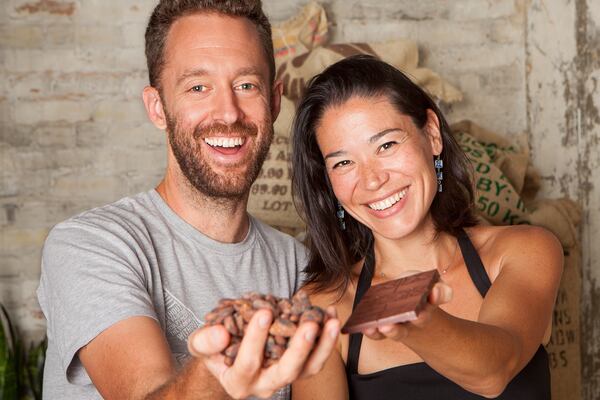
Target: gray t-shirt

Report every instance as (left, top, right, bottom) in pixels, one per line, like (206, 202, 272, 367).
(37, 190, 306, 399)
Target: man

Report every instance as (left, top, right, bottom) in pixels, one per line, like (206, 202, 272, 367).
(37, 1, 339, 399)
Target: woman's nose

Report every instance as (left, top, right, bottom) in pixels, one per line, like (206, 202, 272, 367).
(359, 163, 389, 191)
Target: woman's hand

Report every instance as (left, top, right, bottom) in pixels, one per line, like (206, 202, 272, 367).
(362, 281, 453, 341)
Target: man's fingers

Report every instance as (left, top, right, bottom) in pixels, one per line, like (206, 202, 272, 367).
(188, 325, 230, 357)
(224, 309, 272, 391)
(261, 320, 319, 387)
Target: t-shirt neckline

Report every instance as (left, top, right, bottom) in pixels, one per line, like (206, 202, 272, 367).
(146, 189, 257, 255)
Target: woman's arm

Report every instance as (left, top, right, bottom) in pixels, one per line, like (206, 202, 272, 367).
(292, 289, 350, 400)
(292, 347, 349, 400)
(367, 225, 563, 398)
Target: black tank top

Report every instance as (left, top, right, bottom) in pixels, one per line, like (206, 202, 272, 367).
(346, 229, 551, 399)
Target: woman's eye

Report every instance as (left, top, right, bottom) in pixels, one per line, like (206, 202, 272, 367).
(190, 85, 206, 92)
(333, 160, 352, 169)
(378, 141, 397, 152)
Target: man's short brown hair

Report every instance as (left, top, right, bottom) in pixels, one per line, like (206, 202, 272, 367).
(145, 0, 275, 90)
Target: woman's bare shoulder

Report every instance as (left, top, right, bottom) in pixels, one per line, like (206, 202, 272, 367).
(465, 224, 563, 280)
(466, 224, 561, 253)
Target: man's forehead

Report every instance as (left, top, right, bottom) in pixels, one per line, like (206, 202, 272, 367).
(162, 12, 268, 78)
(166, 13, 262, 56)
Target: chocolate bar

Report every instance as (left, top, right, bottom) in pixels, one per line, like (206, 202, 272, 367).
(341, 269, 440, 334)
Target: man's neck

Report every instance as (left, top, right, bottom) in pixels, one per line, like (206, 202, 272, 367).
(156, 175, 250, 244)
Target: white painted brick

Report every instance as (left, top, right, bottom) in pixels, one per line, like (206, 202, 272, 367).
(92, 98, 147, 122)
(52, 71, 128, 96)
(75, 121, 110, 147)
(0, 227, 49, 253)
(44, 23, 76, 49)
(0, 96, 10, 123)
(122, 71, 150, 98)
(0, 24, 44, 48)
(49, 173, 124, 202)
(6, 71, 53, 98)
(6, 0, 77, 21)
(108, 122, 165, 149)
(121, 23, 147, 49)
(12, 98, 94, 124)
(75, 24, 124, 48)
(33, 123, 76, 147)
(3, 49, 82, 72)
(76, 0, 151, 25)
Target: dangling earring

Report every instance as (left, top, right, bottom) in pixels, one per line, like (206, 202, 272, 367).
(435, 155, 443, 193)
(336, 202, 346, 230)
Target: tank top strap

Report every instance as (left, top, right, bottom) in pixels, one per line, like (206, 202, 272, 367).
(347, 248, 374, 374)
(347, 230, 491, 374)
(457, 228, 492, 297)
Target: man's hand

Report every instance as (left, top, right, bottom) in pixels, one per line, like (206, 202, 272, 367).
(188, 308, 340, 399)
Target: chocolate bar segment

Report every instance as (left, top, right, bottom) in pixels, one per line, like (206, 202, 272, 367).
(341, 269, 440, 334)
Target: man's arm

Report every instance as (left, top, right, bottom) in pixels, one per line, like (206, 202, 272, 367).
(80, 310, 340, 400)
(79, 316, 230, 400)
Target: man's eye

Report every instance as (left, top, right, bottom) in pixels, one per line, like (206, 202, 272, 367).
(238, 83, 256, 91)
(190, 85, 205, 92)
(333, 160, 352, 169)
(378, 141, 397, 152)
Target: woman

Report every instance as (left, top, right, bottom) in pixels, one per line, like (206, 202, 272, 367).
(290, 55, 562, 399)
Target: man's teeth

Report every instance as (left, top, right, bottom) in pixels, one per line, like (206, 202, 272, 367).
(204, 137, 244, 148)
(369, 189, 407, 211)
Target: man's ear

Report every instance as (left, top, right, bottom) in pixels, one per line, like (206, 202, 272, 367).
(142, 86, 167, 130)
(425, 109, 443, 156)
(270, 80, 283, 122)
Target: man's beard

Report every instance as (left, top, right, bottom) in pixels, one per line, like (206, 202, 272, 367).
(166, 113, 273, 200)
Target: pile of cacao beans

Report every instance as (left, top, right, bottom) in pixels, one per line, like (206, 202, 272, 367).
(204, 291, 329, 367)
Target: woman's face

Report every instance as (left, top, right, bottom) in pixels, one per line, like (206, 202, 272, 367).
(316, 95, 443, 240)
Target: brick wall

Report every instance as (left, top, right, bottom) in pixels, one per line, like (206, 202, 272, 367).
(1, 0, 599, 397)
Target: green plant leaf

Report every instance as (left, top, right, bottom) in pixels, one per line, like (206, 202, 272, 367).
(0, 305, 18, 400)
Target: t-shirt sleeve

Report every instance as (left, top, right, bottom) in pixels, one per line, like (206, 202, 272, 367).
(37, 218, 157, 385)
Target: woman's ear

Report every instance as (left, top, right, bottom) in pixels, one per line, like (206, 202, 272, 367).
(425, 109, 443, 156)
(142, 86, 167, 130)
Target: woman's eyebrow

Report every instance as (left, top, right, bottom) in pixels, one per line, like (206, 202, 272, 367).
(324, 128, 406, 160)
(368, 128, 405, 144)
(323, 149, 346, 160)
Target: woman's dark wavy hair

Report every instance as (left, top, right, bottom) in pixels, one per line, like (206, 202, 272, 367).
(291, 55, 478, 295)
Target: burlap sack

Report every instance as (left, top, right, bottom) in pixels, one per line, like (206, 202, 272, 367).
(272, 1, 329, 62)
(450, 120, 532, 193)
(453, 130, 530, 225)
(276, 41, 463, 104)
(247, 96, 304, 233)
(527, 198, 582, 400)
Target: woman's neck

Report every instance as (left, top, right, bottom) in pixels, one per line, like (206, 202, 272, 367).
(372, 221, 458, 279)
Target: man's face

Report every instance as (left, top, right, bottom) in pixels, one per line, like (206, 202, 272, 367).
(159, 13, 275, 199)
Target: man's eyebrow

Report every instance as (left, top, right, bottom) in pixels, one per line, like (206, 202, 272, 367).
(176, 68, 209, 86)
(368, 128, 405, 144)
(176, 67, 264, 86)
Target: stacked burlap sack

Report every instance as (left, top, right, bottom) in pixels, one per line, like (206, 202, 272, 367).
(249, 3, 582, 399)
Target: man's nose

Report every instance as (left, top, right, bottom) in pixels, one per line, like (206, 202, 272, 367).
(211, 90, 242, 125)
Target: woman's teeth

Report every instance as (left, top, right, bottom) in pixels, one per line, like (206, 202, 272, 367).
(204, 137, 244, 148)
(368, 189, 407, 211)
